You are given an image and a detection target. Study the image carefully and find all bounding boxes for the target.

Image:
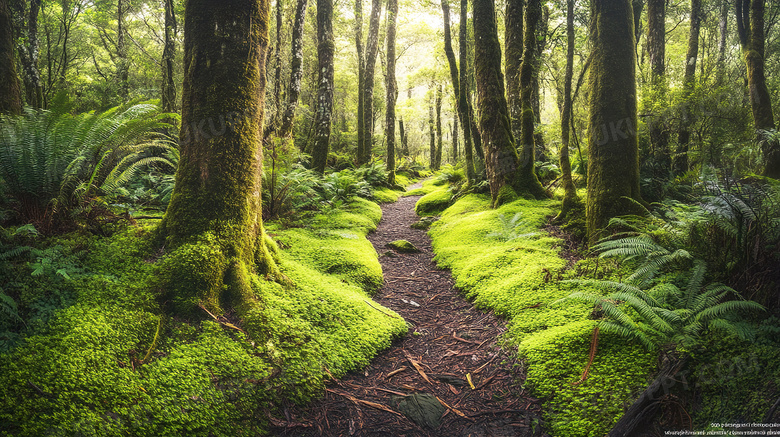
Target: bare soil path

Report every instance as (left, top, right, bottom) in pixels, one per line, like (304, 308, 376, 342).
(271, 189, 544, 436)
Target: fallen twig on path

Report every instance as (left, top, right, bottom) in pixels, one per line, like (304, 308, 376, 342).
(326, 389, 403, 417)
(403, 350, 433, 385)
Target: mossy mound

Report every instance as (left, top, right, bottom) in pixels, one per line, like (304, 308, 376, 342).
(414, 189, 452, 216)
(372, 186, 402, 203)
(0, 198, 406, 436)
(411, 216, 439, 230)
(386, 240, 420, 253)
(403, 178, 440, 196)
(428, 194, 655, 436)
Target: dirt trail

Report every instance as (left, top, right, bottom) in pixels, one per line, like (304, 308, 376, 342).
(271, 190, 544, 437)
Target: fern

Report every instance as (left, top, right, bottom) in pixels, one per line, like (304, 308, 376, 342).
(486, 212, 539, 242)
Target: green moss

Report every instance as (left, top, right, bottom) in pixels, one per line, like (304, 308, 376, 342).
(387, 240, 420, 253)
(494, 184, 519, 207)
(415, 189, 452, 216)
(403, 178, 440, 196)
(372, 186, 402, 203)
(429, 194, 656, 436)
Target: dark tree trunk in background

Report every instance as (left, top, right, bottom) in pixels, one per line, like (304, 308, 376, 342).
(557, 0, 579, 218)
(518, 0, 547, 198)
(452, 114, 459, 161)
(435, 84, 443, 169)
(354, 0, 365, 163)
(736, 0, 779, 178)
(0, 0, 21, 115)
(11, 0, 43, 108)
(675, 0, 701, 175)
(161, 0, 177, 116)
(587, 0, 642, 245)
(384, 0, 397, 183)
(442, 0, 475, 182)
(359, 0, 382, 165)
(160, 0, 279, 316)
(532, 6, 548, 162)
(311, 0, 334, 174)
(716, 0, 729, 84)
(399, 116, 409, 156)
(429, 102, 436, 170)
(474, 0, 526, 206)
(462, 0, 484, 165)
(505, 0, 523, 150)
(268, 0, 283, 137)
(647, 0, 669, 171)
(278, 0, 309, 139)
(116, 0, 129, 100)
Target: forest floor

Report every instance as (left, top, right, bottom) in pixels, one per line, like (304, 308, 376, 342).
(270, 187, 546, 437)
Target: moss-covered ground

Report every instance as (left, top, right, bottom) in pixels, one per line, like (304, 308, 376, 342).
(427, 193, 656, 436)
(0, 197, 407, 436)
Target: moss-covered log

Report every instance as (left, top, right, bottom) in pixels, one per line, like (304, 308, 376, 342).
(0, 0, 22, 115)
(586, 0, 642, 245)
(311, 0, 335, 174)
(158, 0, 279, 316)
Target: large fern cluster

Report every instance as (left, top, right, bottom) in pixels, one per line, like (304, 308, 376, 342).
(0, 103, 176, 229)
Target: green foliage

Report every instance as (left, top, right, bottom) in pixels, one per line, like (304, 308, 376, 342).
(486, 212, 539, 242)
(414, 188, 452, 216)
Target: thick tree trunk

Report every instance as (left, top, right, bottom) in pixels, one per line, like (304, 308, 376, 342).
(160, 0, 278, 316)
(311, 0, 334, 174)
(0, 0, 21, 115)
(355, 0, 366, 165)
(359, 0, 382, 165)
(435, 84, 443, 169)
(518, 0, 547, 198)
(441, 0, 475, 182)
(557, 0, 579, 218)
(161, 0, 177, 115)
(474, 0, 526, 206)
(11, 0, 43, 108)
(587, 0, 642, 245)
(674, 0, 701, 175)
(647, 0, 669, 172)
(385, 0, 397, 183)
(277, 0, 309, 139)
(505, 0, 523, 149)
(117, 0, 129, 100)
(737, 0, 779, 178)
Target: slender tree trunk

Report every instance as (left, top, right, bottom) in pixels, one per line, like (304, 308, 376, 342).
(160, 0, 279, 316)
(647, 0, 669, 171)
(461, 0, 484, 166)
(11, 0, 43, 108)
(557, 0, 578, 218)
(117, 0, 129, 100)
(355, 0, 366, 165)
(399, 116, 409, 156)
(277, 0, 309, 139)
(435, 84, 443, 170)
(716, 0, 729, 85)
(311, 0, 334, 174)
(0, 0, 21, 115)
(518, 0, 547, 198)
(359, 0, 382, 165)
(587, 0, 642, 245)
(505, 0, 523, 148)
(474, 0, 526, 206)
(385, 0, 397, 183)
(737, 0, 779, 178)
(161, 0, 177, 115)
(429, 102, 436, 170)
(674, 0, 701, 175)
(441, 0, 475, 182)
(268, 0, 283, 137)
(532, 6, 549, 162)
(452, 113, 459, 161)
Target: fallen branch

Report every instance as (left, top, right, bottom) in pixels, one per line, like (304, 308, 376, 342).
(386, 366, 407, 378)
(403, 350, 433, 385)
(452, 332, 480, 345)
(326, 388, 403, 417)
(435, 395, 474, 421)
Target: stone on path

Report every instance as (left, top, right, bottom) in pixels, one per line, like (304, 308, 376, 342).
(386, 239, 420, 253)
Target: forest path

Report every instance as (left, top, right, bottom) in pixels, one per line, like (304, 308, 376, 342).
(272, 187, 543, 436)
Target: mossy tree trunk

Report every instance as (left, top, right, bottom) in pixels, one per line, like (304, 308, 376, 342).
(354, 0, 366, 165)
(159, 0, 279, 317)
(474, 0, 527, 206)
(10, 0, 43, 108)
(532, 6, 549, 162)
(429, 101, 436, 170)
(435, 84, 443, 169)
(674, 0, 701, 175)
(311, 0, 334, 174)
(266, 0, 283, 139)
(646, 0, 670, 172)
(161, 0, 177, 116)
(359, 0, 382, 165)
(505, 0, 523, 149)
(452, 113, 458, 161)
(557, 0, 579, 219)
(518, 0, 548, 199)
(461, 0, 485, 168)
(441, 0, 475, 182)
(116, 0, 129, 100)
(385, 0, 397, 184)
(0, 0, 22, 115)
(399, 116, 409, 156)
(277, 0, 309, 139)
(736, 0, 780, 178)
(587, 0, 642, 245)
(716, 0, 729, 85)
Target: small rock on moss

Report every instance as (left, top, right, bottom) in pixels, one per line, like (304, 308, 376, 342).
(387, 240, 420, 253)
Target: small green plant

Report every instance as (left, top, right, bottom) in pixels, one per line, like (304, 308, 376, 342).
(486, 212, 539, 242)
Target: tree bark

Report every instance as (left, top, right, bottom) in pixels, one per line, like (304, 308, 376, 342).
(11, 0, 43, 108)
(435, 84, 443, 169)
(441, 0, 475, 182)
(384, 0, 397, 183)
(461, 0, 484, 165)
(160, 0, 279, 316)
(532, 6, 548, 162)
(587, 0, 643, 245)
(716, 0, 728, 85)
(674, 0, 701, 175)
(0, 0, 21, 115)
(557, 0, 579, 218)
(399, 116, 409, 156)
(277, 0, 309, 139)
(429, 102, 436, 170)
(736, 0, 779, 178)
(505, 0, 523, 150)
(359, 0, 382, 165)
(647, 0, 669, 172)
(355, 0, 366, 165)
(518, 0, 547, 198)
(452, 113, 459, 161)
(311, 0, 334, 174)
(267, 0, 283, 138)
(161, 0, 177, 115)
(116, 0, 129, 100)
